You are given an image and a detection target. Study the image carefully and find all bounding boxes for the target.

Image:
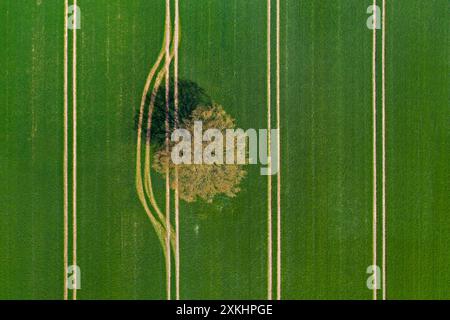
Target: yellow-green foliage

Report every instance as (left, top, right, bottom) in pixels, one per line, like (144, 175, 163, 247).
(153, 104, 247, 203)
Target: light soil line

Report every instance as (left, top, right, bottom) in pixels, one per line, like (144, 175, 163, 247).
(135, 23, 167, 225)
(372, 0, 377, 301)
(143, 41, 177, 234)
(134, 4, 177, 298)
(143, 38, 170, 225)
(164, 0, 172, 301)
(63, 0, 69, 301)
(72, 0, 78, 301)
(174, 0, 180, 301)
(275, 0, 281, 301)
(267, 0, 273, 301)
(381, 0, 386, 301)
(141, 9, 180, 234)
(142, 38, 177, 250)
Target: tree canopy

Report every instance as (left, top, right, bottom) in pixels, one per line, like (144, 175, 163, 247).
(135, 78, 212, 146)
(136, 79, 247, 203)
(152, 104, 247, 203)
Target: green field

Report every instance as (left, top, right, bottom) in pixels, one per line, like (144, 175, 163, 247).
(0, 0, 448, 300)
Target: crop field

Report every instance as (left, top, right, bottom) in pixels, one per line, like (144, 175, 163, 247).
(0, 0, 448, 300)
